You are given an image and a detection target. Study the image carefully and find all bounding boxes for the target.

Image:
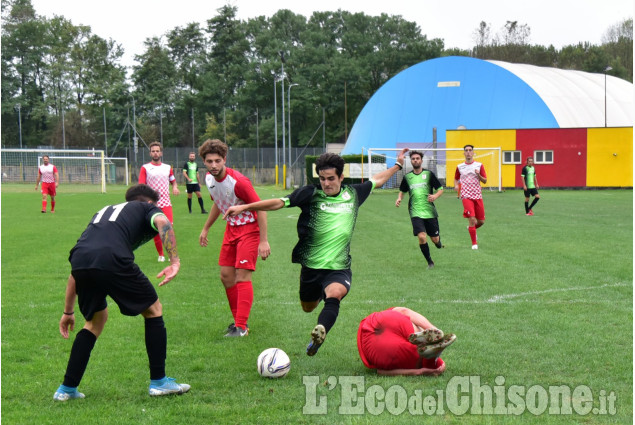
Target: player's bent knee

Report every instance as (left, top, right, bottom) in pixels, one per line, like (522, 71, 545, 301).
(142, 299, 163, 318)
(301, 301, 319, 312)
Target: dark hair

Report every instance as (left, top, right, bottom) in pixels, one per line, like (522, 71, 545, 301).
(199, 139, 228, 159)
(315, 153, 345, 177)
(125, 184, 159, 203)
(410, 151, 423, 160)
(463, 144, 474, 151)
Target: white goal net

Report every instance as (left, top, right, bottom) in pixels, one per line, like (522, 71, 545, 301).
(367, 147, 501, 192)
(1, 149, 128, 193)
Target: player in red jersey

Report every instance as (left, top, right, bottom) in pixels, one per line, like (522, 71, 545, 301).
(454, 145, 487, 249)
(198, 139, 270, 337)
(35, 155, 59, 213)
(139, 142, 180, 262)
(357, 307, 456, 376)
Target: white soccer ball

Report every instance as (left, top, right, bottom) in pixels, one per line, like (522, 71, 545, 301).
(257, 348, 290, 378)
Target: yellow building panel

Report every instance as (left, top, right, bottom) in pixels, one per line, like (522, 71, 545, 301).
(446, 130, 516, 188)
(587, 128, 633, 187)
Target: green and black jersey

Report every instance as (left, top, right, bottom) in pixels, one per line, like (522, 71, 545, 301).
(521, 165, 536, 189)
(398, 169, 442, 219)
(282, 181, 375, 270)
(183, 161, 199, 184)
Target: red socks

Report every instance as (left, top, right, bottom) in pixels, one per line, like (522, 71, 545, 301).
(42, 200, 47, 212)
(153, 235, 164, 256)
(468, 226, 477, 245)
(225, 285, 239, 320)
(234, 281, 253, 329)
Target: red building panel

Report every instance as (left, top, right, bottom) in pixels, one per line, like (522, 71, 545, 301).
(515, 129, 587, 188)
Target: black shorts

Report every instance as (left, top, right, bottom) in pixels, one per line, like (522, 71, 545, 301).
(524, 188, 539, 197)
(72, 266, 158, 321)
(410, 217, 440, 238)
(186, 183, 201, 194)
(299, 267, 351, 303)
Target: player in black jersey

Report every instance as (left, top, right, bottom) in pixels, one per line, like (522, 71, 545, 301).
(53, 184, 189, 401)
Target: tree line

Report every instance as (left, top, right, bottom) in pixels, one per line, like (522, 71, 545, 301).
(2, 0, 632, 154)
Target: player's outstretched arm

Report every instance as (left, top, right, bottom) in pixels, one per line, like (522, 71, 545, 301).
(154, 214, 180, 286)
(377, 362, 445, 376)
(371, 148, 408, 189)
(223, 198, 285, 220)
(59, 274, 77, 339)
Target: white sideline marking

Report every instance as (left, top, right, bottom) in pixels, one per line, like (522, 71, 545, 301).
(438, 282, 631, 304)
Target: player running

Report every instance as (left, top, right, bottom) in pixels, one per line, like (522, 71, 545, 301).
(35, 155, 59, 213)
(223, 149, 408, 356)
(395, 151, 444, 269)
(455, 145, 487, 249)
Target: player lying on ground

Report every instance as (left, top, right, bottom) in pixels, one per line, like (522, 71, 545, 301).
(357, 307, 456, 376)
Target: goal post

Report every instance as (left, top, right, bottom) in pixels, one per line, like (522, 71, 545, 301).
(0, 148, 126, 193)
(366, 147, 502, 192)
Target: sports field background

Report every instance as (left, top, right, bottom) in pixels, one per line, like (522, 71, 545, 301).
(1, 185, 632, 424)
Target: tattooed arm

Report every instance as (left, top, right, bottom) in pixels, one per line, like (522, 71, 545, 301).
(154, 214, 180, 286)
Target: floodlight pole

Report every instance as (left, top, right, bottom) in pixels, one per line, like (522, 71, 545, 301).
(288, 83, 299, 178)
(280, 52, 286, 188)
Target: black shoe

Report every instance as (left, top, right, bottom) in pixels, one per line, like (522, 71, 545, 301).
(224, 326, 248, 337)
(427, 261, 435, 270)
(435, 241, 444, 249)
(201, 210, 208, 214)
(224, 322, 249, 334)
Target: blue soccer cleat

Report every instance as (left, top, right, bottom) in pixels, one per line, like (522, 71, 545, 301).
(149, 377, 191, 396)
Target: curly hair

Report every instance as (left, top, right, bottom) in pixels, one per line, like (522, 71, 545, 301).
(314, 153, 345, 177)
(198, 139, 228, 159)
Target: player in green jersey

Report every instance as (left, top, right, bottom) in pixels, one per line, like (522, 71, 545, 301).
(223, 149, 409, 356)
(395, 151, 444, 269)
(183, 152, 208, 214)
(521, 157, 540, 216)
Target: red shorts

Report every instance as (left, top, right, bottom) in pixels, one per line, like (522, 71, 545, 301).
(218, 222, 260, 271)
(462, 198, 485, 221)
(41, 182, 56, 196)
(357, 309, 441, 370)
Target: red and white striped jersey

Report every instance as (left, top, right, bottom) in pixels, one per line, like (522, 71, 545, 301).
(205, 168, 260, 227)
(38, 163, 58, 183)
(455, 161, 486, 200)
(139, 162, 175, 208)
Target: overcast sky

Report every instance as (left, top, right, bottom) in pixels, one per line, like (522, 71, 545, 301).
(29, 0, 633, 68)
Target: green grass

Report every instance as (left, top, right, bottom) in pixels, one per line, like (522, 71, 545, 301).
(1, 184, 632, 424)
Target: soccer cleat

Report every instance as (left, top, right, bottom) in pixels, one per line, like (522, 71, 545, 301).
(427, 261, 435, 270)
(53, 385, 85, 402)
(158, 256, 165, 262)
(471, 244, 478, 250)
(201, 210, 208, 214)
(41, 210, 46, 213)
(418, 334, 456, 359)
(435, 241, 444, 249)
(526, 210, 534, 216)
(224, 325, 248, 337)
(149, 377, 191, 396)
(409, 328, 444, 346)
(306, 324, 326, 356)
(223, 322, 249, 334)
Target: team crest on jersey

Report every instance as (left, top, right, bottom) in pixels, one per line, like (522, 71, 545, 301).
(342, 191, 351, 201)
(422, 174, 427, 180)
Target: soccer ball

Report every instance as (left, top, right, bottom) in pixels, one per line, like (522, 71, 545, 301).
(257, 348, 290, 378)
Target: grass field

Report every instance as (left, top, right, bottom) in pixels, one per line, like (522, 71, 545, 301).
(1, 184, 632, 424)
